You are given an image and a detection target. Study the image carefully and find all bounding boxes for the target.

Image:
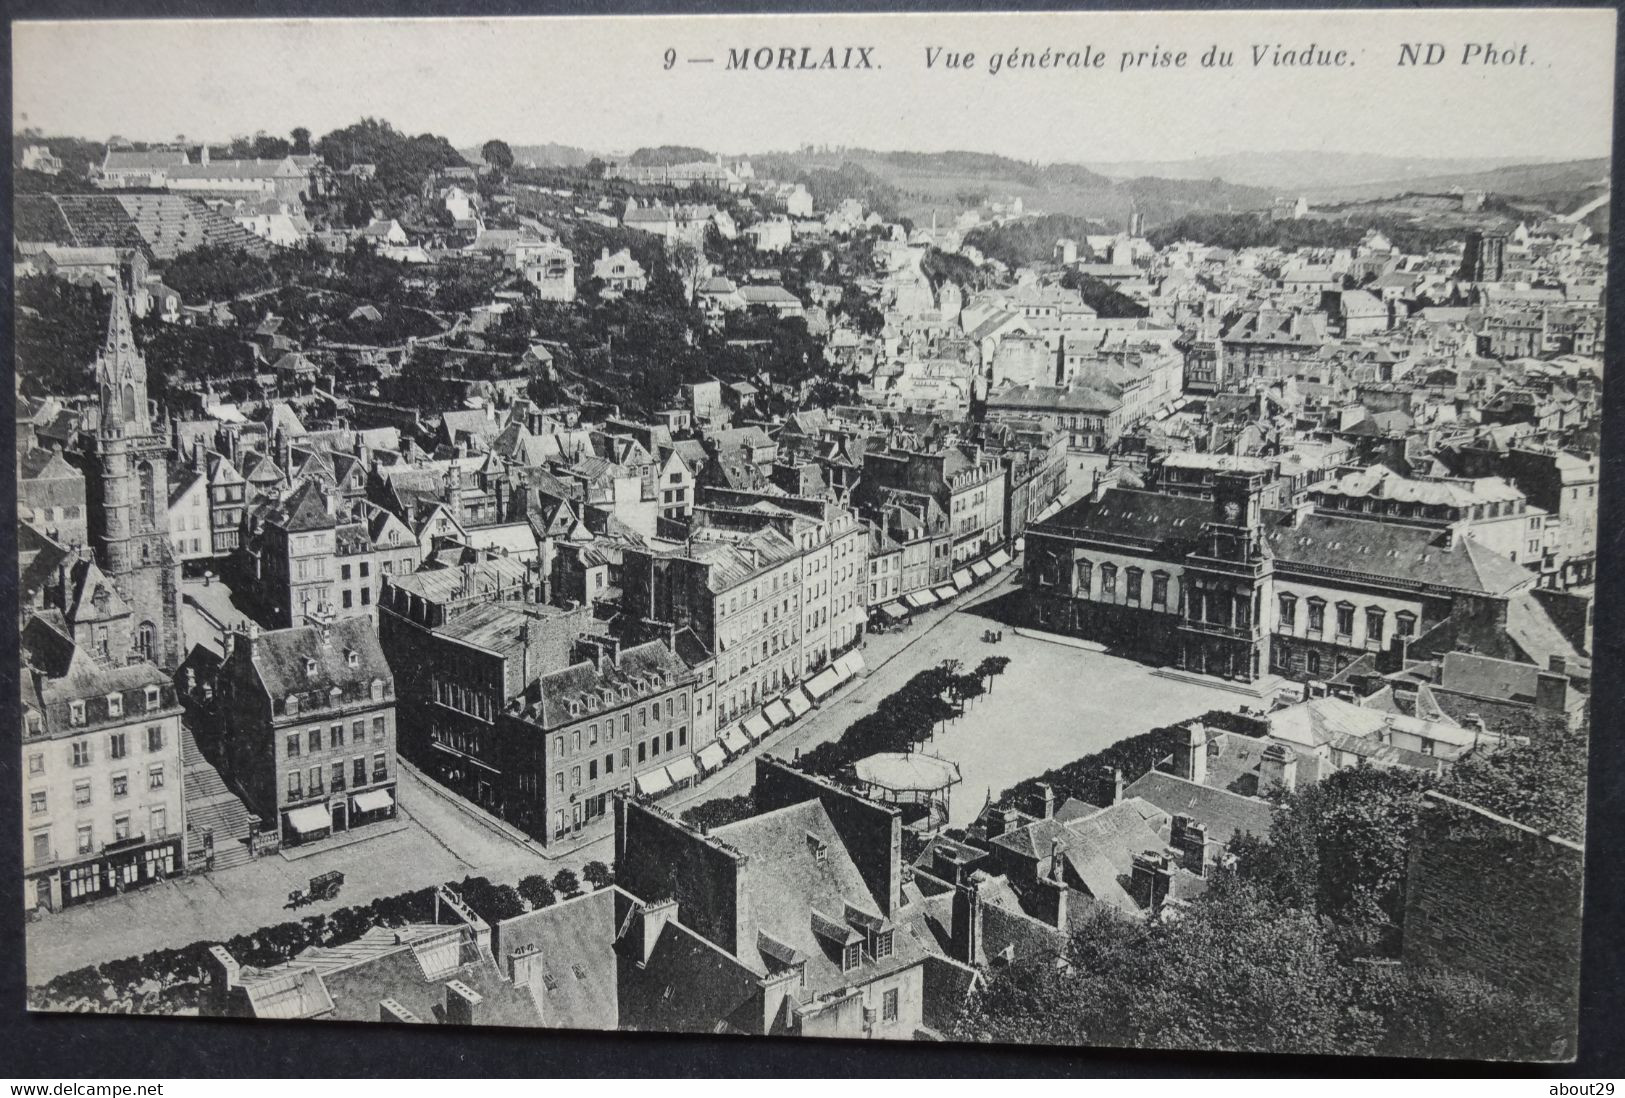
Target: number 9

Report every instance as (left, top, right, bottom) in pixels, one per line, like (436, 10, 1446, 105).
(663, 48, 677, 70)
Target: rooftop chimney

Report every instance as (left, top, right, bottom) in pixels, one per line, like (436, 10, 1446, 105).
(950, 873, 984, 965)
(1130, 852, 1173, 914)
(1174, 723, 1208, 785)
(379, 998, 422, 1024)
(508, 942, 543, 992)
(1259, 742, 1298, 793)
(1095, 765, 1123, 807)
(443, 980, 483, 1025)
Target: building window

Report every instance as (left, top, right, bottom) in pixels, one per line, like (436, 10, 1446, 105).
(1335, 603, 1355, 637)
(147, 725, 164, 752)
(109, 732, 128, 760)
(70, 700, 85, 727)
(72, 741, 90, 767)
(111, 772, 128, 799)
(1100, 564, 1117, 597)
(288, 771, 303, 799)
(309, 727, 322, 753)
(1278, 595, 1297, 630)
(30, 790, 47, 815)
(1151, 572, 1169, 608)
(373, 753, 387, 782)
(353, 757, 367, 788)
(605, 753, 615, 775)
(332, 724, 345, 748)
(286, 732, 301, 758)
(28, 753, 44, 775)
(1365, 607, 1386, 644)
(1395, 612, 1416, 638)
(1308, 651, 1322, 676)
(77, 825, 94, 856)
(1306, 599, 1325, 633)
(145, 686, 161, 712)
(373, 717, 386, 742)
(332, 762, 346, 791)
(151, 806, 167, 839)
(882, 988, 899, 1022)
(842, 942, 862, 972)
(74, 780, 92, 807)
(113, 814, 131, 842)
(309, 766, 325, 796)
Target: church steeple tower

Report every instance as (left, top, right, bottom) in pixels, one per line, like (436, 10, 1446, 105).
(83, 286, 184, 669)
(96, 290, 151, 438)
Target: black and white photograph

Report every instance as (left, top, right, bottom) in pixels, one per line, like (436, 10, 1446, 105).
(9, 6, 1617, 1068)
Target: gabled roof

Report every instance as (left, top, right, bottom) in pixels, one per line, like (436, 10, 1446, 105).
(1121, 769, 1275, 847)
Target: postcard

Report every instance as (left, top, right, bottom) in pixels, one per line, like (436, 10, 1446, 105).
(13, 6, 1610, 1062)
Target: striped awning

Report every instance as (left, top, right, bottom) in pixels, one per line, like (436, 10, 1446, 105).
(351, 788, 393, 814)
(285, 804, 331, 835)
(697, 742, 728, 772)
(635, 767, 673, 797)
(786, 689, 813, 718)
(806, 667, 843, 700)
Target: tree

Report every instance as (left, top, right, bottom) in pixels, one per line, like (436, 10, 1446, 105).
(681, 791, 759, 832)
(955, 874, 1382, 1055)
(1235, 764, 1431, 941)
(481, 139, 515, 173)
(668, 239, 706, 304)
(290, 127, 312, 155)
(1441, 716, 1588, 842)
(551, 869, 581, 898)
(582, 861, 614, 891)
(975, 655, 1012, 691)
(516, 874, 556, 910)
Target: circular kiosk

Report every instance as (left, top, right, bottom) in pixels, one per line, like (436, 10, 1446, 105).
(852, 751, 963, 832)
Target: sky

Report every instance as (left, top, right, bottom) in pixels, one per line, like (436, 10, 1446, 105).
(12, 9, 1618, 164)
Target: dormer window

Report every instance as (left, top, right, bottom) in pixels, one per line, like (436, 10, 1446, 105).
(286, 695, 300, 717)
(106, 693, 123, 719)
(145, 686, 161, 712)
(329, 686, 343, 708)
(842, 941, 862, 972)
(304, 657, 318, 679)
(872, 929, 894, 960)
(70, 700, 86, 727)
(568, 700, 582, 717)
(345, 649, 360, 669)
(370, 679, 384, 701)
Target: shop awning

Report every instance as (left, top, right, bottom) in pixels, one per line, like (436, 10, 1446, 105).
(286, 804, 331, 835)
(932, 585, 958, 602)
(351, 788, 393, 814)
(904, 591, 936, 609)
(834, 652, 866, 680)
(786, 689, 813, 719)
(971, 560, 995, 579)
(953, 569, 974, 590)
(742, 713, 772, 741)
(722, 727, 752, 756)
(806, 667, 843, 700)
(635, 767, 673, 797)
(697, 742, 729, 772)
(764, 700, 794, 727)
(989, 548, 1012, 569)
(879, 601, 909, 620)
(666, 756, 700, 785)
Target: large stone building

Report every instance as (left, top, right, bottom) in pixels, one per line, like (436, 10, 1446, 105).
(213, 613, 400, 847)
(1023, 470, 1538, 684)
(21, 618, 186, 913)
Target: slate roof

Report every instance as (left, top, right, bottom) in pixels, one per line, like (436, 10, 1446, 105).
(1263, 511, 1535, 596)
(1121, 769, 1275, 847)
(242, 616, 391, 709)
(491, 888, 620, 1031)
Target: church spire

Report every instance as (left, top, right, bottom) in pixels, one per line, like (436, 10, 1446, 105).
(96, 290, 150, 436)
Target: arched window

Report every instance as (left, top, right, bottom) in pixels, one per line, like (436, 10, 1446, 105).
(121, 384, 137, 424)
(135, 621, 156, 661)
(138, 462, 157, 528)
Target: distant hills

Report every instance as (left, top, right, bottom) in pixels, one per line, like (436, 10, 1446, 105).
(1087, 151, 1591, 192)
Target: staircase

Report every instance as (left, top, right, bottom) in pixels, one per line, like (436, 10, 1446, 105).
(182, 727, 258, 872)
